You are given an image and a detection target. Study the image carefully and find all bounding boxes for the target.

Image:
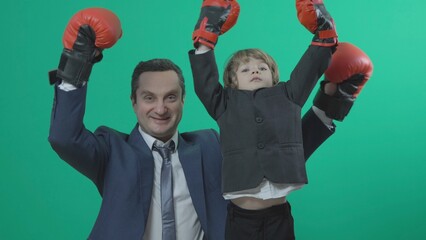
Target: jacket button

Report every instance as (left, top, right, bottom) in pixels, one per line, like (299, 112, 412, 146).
(255, 117, 263, 123)
(257, 143, 265, 149)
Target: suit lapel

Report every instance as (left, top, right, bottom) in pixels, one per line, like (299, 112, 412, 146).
(128, 124, 155, 217)
(177, 134, 208, 233)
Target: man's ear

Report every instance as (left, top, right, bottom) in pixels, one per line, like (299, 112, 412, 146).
(131, 95, 137, 107)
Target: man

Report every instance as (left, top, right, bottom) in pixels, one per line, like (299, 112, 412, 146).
(48, 5, 370, 240)
(48, 8, 229, 239)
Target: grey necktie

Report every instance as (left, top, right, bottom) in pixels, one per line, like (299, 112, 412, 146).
(153, 140, 176, 240)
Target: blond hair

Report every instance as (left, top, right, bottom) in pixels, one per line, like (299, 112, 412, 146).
(223, 48, 279, 88)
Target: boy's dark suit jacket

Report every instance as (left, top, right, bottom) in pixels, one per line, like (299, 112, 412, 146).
(189, 46, 333, 193)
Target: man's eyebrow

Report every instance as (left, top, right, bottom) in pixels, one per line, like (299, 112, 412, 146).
(139, 89, 180, 95)
(165, 89, 180, 96)
(138, 90, 153, 95)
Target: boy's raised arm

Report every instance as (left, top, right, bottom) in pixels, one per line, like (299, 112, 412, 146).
(189, 0, 240, 120)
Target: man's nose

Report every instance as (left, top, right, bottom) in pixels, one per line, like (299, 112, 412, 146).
(154, 101, 168, 114)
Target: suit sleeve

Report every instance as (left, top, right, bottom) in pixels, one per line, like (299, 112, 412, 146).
(302, 108, 335, 161)
(286, 45, 333, 107)
(189, 50, 226, 120)
(48, 84, 108, 188)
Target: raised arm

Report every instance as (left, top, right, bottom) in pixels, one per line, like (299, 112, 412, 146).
(302, 42, 373, 160)
(189, 0, 240, 120)
(286, 0, 338, 107)
(48, 8, 122, 186)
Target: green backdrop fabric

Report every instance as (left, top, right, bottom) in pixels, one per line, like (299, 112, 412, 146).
(1, 0, 425, 239)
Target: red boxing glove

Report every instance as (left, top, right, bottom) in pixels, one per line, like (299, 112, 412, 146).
(193, 0, 240, 49)
(49, 8, 123, 87)
(63, 8, 122, 51)
(296, 0, 337, 47)
(314, 42, 373, 121)
(325, 42, 373, 97)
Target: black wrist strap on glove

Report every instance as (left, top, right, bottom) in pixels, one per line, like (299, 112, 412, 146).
(314, 80, 357, 121)
(48, 49, 102, 87)
(48, 25, 102, 87)
(314, 74, 366, 121)
(311, 2, 337, 47)
(313, 87, 354, 121)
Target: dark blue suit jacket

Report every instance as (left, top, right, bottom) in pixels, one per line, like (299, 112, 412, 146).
(48, 83, 333, 240)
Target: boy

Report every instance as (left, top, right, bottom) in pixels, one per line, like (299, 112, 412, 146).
(189, 0, 371, 239)
(189, 0, 336, 239)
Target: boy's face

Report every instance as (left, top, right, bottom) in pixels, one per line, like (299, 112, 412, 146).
(235, 57, 274, 91)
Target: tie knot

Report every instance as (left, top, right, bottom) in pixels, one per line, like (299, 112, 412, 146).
(153, 140, 175, 162)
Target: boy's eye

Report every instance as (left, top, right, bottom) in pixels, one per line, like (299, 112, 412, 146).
(260, 64, 269, 71)
(241, 68, 249, 73)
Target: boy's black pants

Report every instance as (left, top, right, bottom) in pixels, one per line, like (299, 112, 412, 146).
(225, 201, 295, 240)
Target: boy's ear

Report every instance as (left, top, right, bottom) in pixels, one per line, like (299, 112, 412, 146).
(274, 68, 280, 84)
(231, 76, 238, 88)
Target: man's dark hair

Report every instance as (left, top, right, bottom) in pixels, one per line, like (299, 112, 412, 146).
(131, 59, 185, 102)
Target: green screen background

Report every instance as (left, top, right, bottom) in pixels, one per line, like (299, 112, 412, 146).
(1, 0, 425, 239)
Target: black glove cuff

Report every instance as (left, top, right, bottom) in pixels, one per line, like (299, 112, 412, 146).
(313, 87, 354, 121)
(312, 35, 337, 48)
(49, 49, 101, 88)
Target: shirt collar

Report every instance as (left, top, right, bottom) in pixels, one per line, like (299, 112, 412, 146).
(138, 126, 178, 151)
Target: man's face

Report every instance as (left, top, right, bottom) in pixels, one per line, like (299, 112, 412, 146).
(235, 57, 274, 91)
(132, 70, 184, 142)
